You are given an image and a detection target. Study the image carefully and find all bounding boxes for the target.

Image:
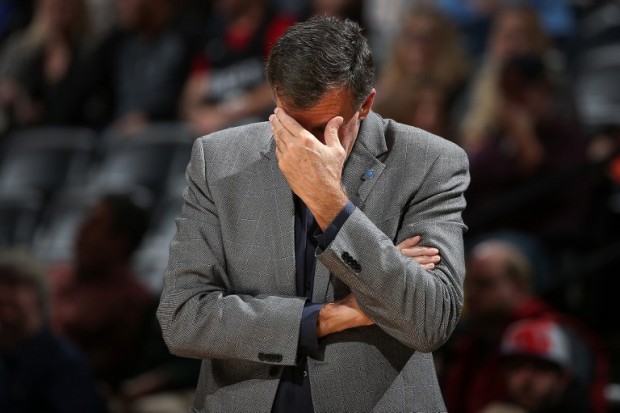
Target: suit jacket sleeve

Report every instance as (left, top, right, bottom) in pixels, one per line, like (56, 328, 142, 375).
(157, 138, 307, 365)
(317, 141, 470, 353)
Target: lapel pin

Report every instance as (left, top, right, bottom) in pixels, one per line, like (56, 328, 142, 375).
(361, 168, 375, 181)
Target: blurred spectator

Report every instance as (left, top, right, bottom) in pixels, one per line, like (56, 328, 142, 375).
(404, 80, 452, 138)
(181, 0, 295, 135)
(441, 238, 608, 413)
(363, 0, 426, 65)
(436, 0, 575, 56)
(49, 194, 153, 388)
(460, 4, 550, 147)
(462, 54, 589, 247)
(0, 248, 104, 413)
(479, 319, 589, 413)
(96, 0, 192, 136)
(373, 7, 468, 139)
(0, 0, 102, 133)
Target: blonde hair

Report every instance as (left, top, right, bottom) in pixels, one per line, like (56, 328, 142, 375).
(379, 8, 468, 94)
(460, 5, 549, 148)
(374, 7, 468, 123)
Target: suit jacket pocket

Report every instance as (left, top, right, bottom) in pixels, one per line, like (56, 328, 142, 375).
(212, 358, 272, 386)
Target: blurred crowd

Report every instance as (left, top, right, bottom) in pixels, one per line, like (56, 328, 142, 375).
(0, 0, 619, 412)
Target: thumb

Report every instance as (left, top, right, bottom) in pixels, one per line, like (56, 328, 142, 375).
(324, 116, 344, 148)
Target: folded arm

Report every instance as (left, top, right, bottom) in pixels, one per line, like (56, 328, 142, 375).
(318, 148, 469, 352)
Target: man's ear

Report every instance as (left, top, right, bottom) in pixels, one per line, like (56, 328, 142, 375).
(358, 88, 376, 120)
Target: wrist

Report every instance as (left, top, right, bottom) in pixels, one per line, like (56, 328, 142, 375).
(317, 303, 337, 338)
(307, 189, 349, 231)
(316, 300, 371, 338)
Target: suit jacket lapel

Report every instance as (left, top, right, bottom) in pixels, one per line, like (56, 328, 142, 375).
(313, 111, 388, 302)
(259, 138, 297, 296)
(342, 111, 388, 208)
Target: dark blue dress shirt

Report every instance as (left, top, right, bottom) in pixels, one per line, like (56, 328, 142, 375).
(271, 197, 355, 413)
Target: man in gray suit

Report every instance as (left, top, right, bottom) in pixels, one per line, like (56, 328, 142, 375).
(157, 16, 469, 412)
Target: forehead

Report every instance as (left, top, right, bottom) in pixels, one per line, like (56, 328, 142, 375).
(277, 88, 356, 129)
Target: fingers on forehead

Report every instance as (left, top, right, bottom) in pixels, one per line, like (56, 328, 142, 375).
(270, 114, 286, 135)
(276, 107, 305, 131)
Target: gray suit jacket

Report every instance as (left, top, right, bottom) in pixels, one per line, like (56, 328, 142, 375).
(157, 111, 470, 412)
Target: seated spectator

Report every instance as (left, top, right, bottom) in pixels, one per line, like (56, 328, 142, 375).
(49, 194, 153, 388)
(481, 319, 589, 413)
(374, 7, 468, 140)
(440, 238, 608, 413)
(403, 80, 453, 138)
(181, 0, 295, 135)
(97, 0, 191, 136)
(463, 54, 589, 247)
(0, 0, 103, 132)
(0, 248, 104, 413)
(459, 4, 551, 149)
